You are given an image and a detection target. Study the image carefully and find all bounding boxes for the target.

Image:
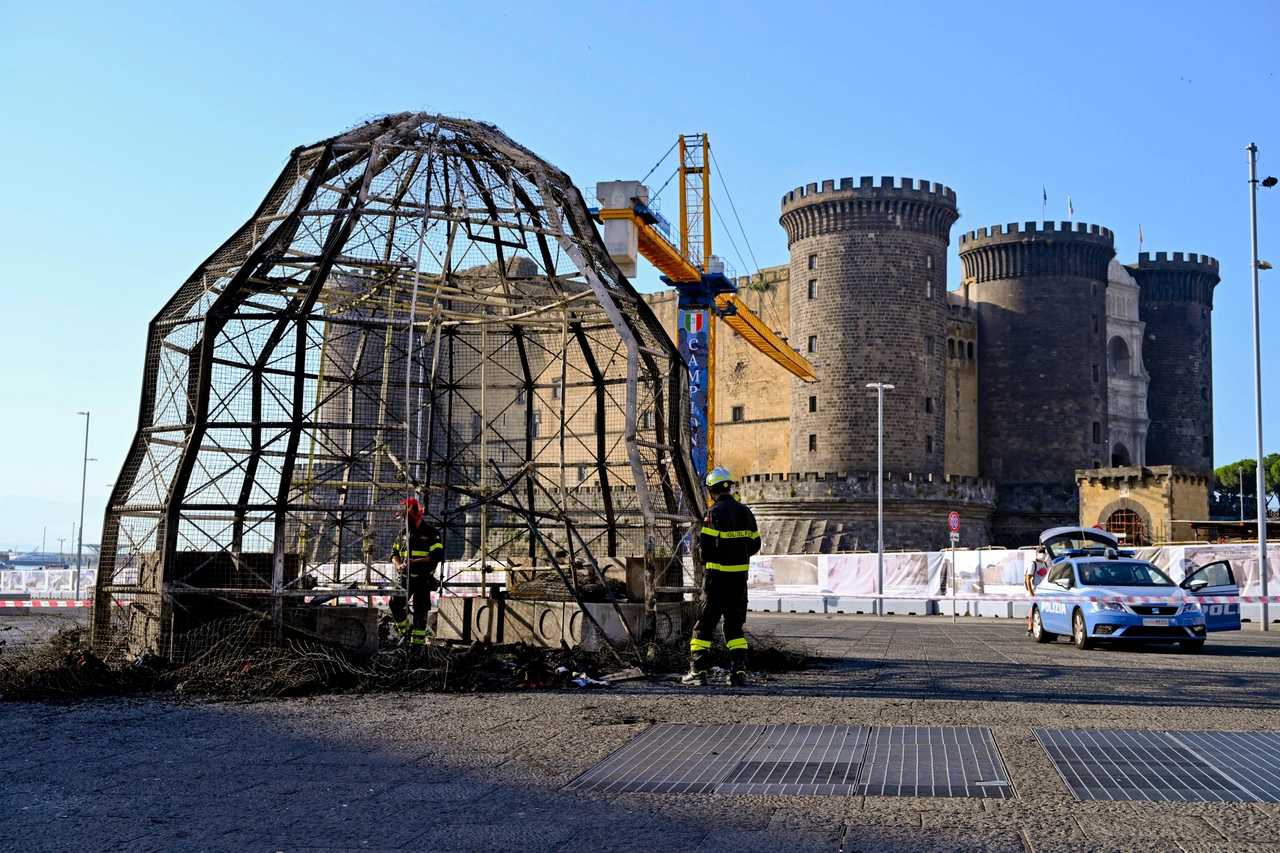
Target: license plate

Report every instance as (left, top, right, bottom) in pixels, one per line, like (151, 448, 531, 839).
(1142, 618, 1169, 627)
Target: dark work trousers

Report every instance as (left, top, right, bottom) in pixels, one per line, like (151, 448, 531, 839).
(389, 575, 433, 644)
(689, 569, 748, 672)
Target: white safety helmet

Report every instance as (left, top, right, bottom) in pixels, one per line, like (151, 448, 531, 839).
(706, 466, 735, 488)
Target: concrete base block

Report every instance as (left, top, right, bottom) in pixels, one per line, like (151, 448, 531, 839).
(882, 598, 936, 616)
(748, 597, 781, 612)
(1010, 601, 1034, 619)
(1239, 603, 1280, 625)
(824, 596, 877, 614)
(286, 604, 380, 656)
(781, 596, 826, 614)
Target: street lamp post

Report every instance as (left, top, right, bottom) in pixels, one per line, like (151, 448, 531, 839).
(866, 382, 895, 616)
(75, 412, 92, 600)
(1247, 144, 1269, 630)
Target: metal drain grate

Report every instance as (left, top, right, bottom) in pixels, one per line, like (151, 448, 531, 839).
(860, 726, 1014, 798)
(569, 725, 1014, 798)
(1036, 729, 1280, 802)
(716, 725, 869, 796)
(565, 724, 765, 794)
(1175, 731, 1280, 801)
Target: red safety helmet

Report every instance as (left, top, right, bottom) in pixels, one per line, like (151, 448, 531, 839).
(398, 497, 424, 522)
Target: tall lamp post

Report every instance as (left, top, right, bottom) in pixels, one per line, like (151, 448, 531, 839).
(866, 382, 895, 616)
(1247, 144, 1274, 630)
(74, 412, 94, 600)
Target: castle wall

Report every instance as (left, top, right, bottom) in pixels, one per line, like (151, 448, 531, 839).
(780, 177, 960, 476)
(1127, 252, 1219, 470)
(738, 471, 995, 553)
(945, 290, 979, 478)
(961, 220, 1115, 546)
(1076, 465, 1211, 545)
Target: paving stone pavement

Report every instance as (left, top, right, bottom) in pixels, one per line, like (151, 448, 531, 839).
(3, 612, 1280, 852)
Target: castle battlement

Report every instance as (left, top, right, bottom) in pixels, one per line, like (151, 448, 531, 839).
(960, 220, 1115, 247)
(1133, 251, 1220, 273)
(781, 176, 956, 211)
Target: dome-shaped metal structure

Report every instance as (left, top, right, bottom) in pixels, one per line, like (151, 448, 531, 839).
(92, 113, 701, 653)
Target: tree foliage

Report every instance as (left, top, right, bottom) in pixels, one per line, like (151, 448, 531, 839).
(1215, 454, 1280, 507)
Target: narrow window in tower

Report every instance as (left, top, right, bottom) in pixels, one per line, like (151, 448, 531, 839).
(925, 336, 934, 355)
(808, 335, 818, 353)
(948, 339, 956, 358)
(639, 410, 654, 430)
(516, 388, 526, 405)
(808, 279, 817, 299)
(809, 434, 817, 452)
(1092, 283, 1098, 297)
(578, 466, 589, 483)
(926, 435, 934, 454)
(925, 397, 933, 414)
(731, 405, 744, 423)
(532, 411, 541, 438)
(926, 278, 935, 299)
(1092, 314, 1099, 333)
(552, 380, 562, 400)
(808, 254, 818, 270)
(967, 342, 974, 360)
(926, 253, 934, 269)
(1201, 387, 1209, 401)
(1092, 422, 1101, 444)
(1203, 436, 1211, 457)
(1092, 364, 1099, 382)
(808, 395, 817, 413)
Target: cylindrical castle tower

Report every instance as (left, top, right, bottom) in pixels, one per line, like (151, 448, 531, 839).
(960, 221, 1114, 545)
(780, 176, 959, 475)
(1127, 251, 1219, 469)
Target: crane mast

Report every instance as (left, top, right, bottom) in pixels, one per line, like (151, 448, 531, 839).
(595, 134, 817, 483)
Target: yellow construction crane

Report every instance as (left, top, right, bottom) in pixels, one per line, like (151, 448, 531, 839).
(594, 134, 817, 481)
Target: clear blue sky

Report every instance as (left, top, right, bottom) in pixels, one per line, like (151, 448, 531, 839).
(1, 1, 1277, 547)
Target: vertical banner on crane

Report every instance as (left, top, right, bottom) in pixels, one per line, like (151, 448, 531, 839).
(678, 307, 711, 482)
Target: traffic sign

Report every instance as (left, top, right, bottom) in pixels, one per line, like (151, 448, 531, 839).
(949, 531, 960, 546)
(948, 511, 960, 532)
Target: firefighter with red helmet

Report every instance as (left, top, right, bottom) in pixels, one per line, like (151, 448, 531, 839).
(390, 497, 444, 647)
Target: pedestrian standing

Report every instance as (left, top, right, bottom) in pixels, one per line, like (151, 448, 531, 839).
(1025, 546, 1048, 636)
(390, 497, 444, 647)
(683, 467, 761, 687)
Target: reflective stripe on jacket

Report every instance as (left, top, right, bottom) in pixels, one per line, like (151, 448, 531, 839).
(700, 494, 761, 572)
(392, 522, 444, 576)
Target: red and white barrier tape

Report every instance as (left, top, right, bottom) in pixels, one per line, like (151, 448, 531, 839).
(797, 593, 1280, 604)
(0, 599, 94, 608)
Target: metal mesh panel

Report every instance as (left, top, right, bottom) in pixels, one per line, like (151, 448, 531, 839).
(93, 114, 703, 655)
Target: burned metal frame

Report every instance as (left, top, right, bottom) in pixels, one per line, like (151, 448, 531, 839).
(92, 113, 702, 655)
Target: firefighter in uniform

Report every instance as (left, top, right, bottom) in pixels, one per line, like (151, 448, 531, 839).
(390, 497, 444, 647)
(683, 467, 761, 687)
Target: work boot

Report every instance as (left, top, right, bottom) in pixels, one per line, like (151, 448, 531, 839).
(729, 670, 748, 687)
(680, 669, 708, 687)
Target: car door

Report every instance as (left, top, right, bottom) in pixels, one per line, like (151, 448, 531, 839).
(1182, 560, 1241, 632)
(1038, 562, 1075, 633)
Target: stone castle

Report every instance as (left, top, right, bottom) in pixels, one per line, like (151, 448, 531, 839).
(644, 176, 1219, 550)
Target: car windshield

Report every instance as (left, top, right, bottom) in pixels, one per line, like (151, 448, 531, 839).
(1044, 531, 1116, 559)
(1077, 561, 1174, 588)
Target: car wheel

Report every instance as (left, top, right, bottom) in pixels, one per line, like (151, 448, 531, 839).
(1072, 609, 1094, 650)
(1180, 640, 1205, 654)
(1032, 608, 1055, 643)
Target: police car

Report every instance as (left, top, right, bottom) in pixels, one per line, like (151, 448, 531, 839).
(1030, 528, 1241, 652)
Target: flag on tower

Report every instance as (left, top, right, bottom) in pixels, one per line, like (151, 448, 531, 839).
(1068, 195, 1074, 218)
(1139, 224, 1144, 251)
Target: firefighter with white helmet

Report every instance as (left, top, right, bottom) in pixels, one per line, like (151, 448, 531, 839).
(683, 466, 761, 687)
